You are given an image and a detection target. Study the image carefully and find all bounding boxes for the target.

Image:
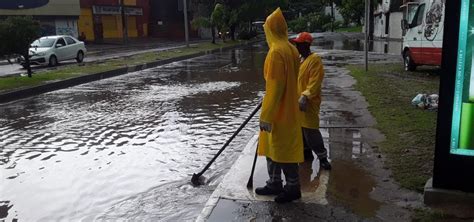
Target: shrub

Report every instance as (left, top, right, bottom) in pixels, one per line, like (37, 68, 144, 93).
(288, 13, 333, 33)
(288, 17, 308, 33)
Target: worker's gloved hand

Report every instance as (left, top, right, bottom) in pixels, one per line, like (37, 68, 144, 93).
(299, 95, 308, 112)
(260, 121, 272, 132)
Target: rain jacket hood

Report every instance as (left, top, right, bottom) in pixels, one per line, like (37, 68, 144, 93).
(264, 8, 288, 48)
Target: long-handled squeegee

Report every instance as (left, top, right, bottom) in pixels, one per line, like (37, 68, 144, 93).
(191, 102, 262, 186)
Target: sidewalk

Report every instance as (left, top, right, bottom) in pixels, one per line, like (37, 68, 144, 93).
(197, 50, 422, 221)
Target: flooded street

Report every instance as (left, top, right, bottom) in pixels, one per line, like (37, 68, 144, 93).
(314, 39, 402, 54)
(0, 35, 407, 221)
(0, 46, 266, 221)
(299, 32, 403, 54)
(200, 40, 413, 221)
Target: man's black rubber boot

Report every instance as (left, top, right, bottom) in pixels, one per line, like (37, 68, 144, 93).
(320, 158, 332, 170)
(304, 149, 314, 161)
(274, 189, 302, 203)
(255, 185, 283, 196)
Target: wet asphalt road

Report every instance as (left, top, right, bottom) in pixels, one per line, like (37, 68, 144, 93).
(0, 45, 266, 221)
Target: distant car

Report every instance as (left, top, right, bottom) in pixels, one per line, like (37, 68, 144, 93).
(20, 35, 87, 68)
(252, 21, 265, 34)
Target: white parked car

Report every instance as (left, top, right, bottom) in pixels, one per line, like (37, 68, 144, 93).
(20, 35, 87, 67)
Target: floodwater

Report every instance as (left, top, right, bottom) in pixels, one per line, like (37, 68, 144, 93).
(0, 40, 400, 221)
(0, 46, 267, 221)
(313, 39, 402, 55)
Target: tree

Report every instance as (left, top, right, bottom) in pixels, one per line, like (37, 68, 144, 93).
(0, 16, 40, 77)
(191, 0, 289, 41)
(288, 12, 332, 33)
(339, 0, 365, 25)
(211, 3, 230, 42)
(321, 0, 343, 31)
(191, 0, 217, 43)
(287, 0, 324, 19)
(191, 16, 216, 43)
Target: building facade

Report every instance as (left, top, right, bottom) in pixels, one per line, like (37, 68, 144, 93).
(149, 0, 197, 39)
(373, 0, 404, 40)
(324, 3, 344, 23)
(374, 4, 388, 38)
(78, 0, 150, 42)
(0, 0, 81, 38)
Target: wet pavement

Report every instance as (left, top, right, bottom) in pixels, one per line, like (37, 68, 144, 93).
(1, 32, 416, 221)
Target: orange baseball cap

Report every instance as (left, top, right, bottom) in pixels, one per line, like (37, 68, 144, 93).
(292, 32, 313, 43)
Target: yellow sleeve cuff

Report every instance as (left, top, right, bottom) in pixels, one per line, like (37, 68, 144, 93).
(302, 90, 311, 97)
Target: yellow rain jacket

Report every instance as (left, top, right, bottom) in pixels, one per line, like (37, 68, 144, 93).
(258, 8, 304, 163)
(298, 53, 325, 129)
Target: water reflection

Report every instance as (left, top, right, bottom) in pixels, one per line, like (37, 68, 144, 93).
(328, 160, 381, 218)
(325, 127, 380, 218)
(0, 47, 266, 221)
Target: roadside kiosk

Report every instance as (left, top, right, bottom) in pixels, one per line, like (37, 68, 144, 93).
(428, 0, 474, 203)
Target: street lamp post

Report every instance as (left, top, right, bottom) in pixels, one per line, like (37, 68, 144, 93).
(120, 0, 128, 44)
(365, 0, 370, 71)
(183, 0, 189, 47)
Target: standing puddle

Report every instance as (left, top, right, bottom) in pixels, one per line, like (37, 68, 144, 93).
(328, 160, 381, 218)
(324, 126, 381, 218)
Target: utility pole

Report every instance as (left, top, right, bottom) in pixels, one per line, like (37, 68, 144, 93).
(330, 1, 335, 32)
(120, 0, 128, 44)
(183, 0, 189, 47)
(365, 0, 370, 72)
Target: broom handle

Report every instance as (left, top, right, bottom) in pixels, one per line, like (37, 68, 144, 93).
(193, 101, 262, 179)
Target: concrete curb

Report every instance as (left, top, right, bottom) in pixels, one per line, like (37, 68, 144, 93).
(195, 135, 260, 222)
(194, 132, 330, 222)
(0, 40, 260, 104)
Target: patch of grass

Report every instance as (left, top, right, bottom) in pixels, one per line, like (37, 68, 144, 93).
(0, 64, 119, 92)
(347, 63, 440, 192)
(336, 26, 363, 33)
(0, 41, 241, 93)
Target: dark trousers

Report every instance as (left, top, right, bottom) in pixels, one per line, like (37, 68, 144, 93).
(266, 157, 300, 190)
(302, 127, 328, 159)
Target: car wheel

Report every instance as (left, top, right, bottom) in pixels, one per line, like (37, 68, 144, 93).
(76, 51, 84, 63)
(49, 55, 58, 67)
(404, 51, 416, 71)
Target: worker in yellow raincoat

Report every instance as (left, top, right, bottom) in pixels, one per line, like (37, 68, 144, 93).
(291, 32, 331, 170)
(256, 8, 303, 203)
